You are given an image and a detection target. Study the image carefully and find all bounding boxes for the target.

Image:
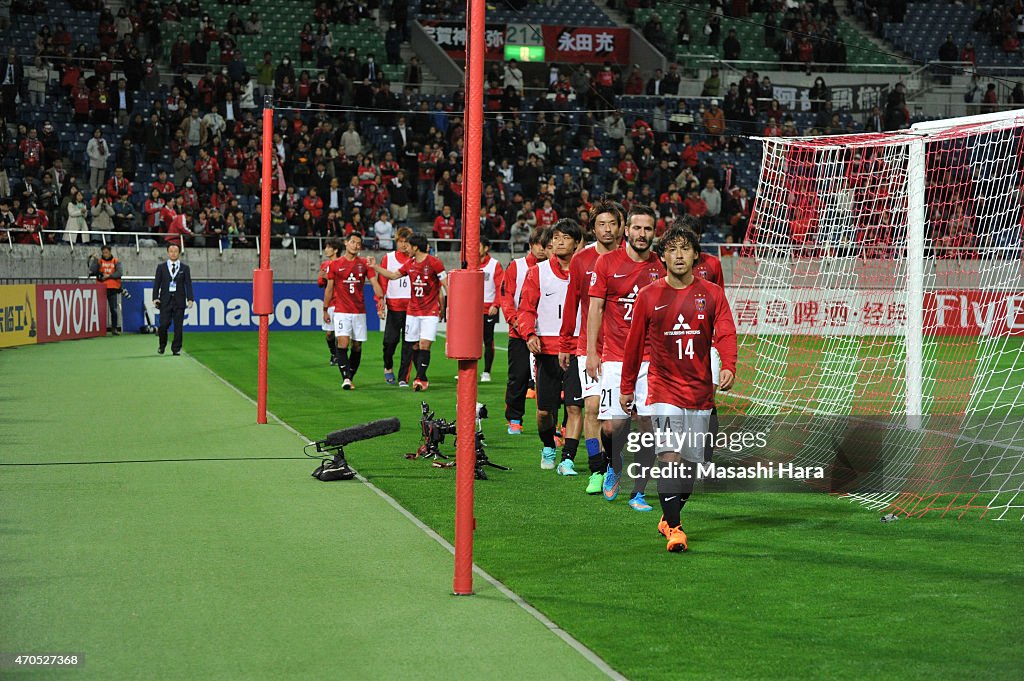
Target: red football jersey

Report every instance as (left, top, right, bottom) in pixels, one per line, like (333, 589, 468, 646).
(693, 252, 724, 285)
(328, 256, 370, 313)
(621, 278, 737, 410)
(399, 254, 447, 316)
(588, 248, 665, 362)
(318, 258, 335, 289)
(559, 244, 604, 356)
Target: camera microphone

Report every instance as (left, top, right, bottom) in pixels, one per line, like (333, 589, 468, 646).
(308, 417, 401, 482)
(322, 417, 400, 447)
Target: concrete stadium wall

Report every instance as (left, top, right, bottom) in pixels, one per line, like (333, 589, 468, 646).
(4, 246, 1018, 288)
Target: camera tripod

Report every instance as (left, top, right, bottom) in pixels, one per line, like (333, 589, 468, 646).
(473, 430, 510, 480)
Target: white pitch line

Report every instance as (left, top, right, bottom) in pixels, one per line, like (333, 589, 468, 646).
(187, 352, 627, 681)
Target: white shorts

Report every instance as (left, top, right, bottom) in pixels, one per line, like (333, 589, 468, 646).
(405, 314, 439, 342)
(647, 404, 714, 462)
(333, 312, 368, 341)
(576, 354, 601, 399)
(599, 360, 651, 420)
(321, 306, 335, 332)
(711, 346, 721, 387)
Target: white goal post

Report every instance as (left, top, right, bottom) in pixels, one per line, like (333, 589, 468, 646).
(727, 109, 1024, 519)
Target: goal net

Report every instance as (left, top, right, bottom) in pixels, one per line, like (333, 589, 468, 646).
(723, 110, 1024, 520)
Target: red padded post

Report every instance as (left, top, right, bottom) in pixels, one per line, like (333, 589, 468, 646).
(445, 269, 484, 360)
(252, 268, 274, 316)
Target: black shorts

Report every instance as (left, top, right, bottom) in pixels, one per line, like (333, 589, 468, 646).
(535, 353, 583, 412)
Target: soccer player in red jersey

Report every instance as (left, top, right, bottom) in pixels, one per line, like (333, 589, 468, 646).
(317, 237, 342, 366)
(620, 226, 737, 552)
(693, 248, 724, 285)
(376, 226, 415, 386)
(557, 201, 624, 486)
(371, 233, 447, 391)
(586, 205, 665, 504)
(500, 228, 550, 434)
(517, 219, 583, 470)
(679, 214, 726, 462)
(479, 236, 505, 382)
(323, 233, 383, 390)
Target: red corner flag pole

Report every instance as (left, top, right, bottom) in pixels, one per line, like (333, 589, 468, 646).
(253, 96, 275, 424)
(451, 0, 486, 595)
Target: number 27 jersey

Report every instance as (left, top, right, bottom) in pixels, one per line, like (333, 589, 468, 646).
(588, 248, 665, 362)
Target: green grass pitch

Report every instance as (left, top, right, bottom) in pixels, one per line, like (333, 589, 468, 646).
(185, 330, 1024, 681)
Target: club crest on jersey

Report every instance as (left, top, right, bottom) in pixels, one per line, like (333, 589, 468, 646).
(649, 271, 660, 282)
(695, 296, 707, 312)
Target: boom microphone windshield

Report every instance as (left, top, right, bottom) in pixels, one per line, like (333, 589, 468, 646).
(324, 418, 401, 447)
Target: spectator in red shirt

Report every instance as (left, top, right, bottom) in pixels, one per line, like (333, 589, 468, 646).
(535, 197, 558, 228)
(683, 189, 708, 220)
(209, 181, 234, 213)
(15, 203, 47, 245)
(178, 179, 200, 214)
(960, 41, 976, 65)
(618, 153, 640, 189)
(679, 133, 711, 168)
(152, 170, 176, 200)
(581, 137, 603, 171)
(19, 128, 44, 178)
(106, 166, 132, 200)
(194, 147, 221, 191)
(433, 204, 457, 249)
(144, 188, 168, 230)
(71, 77, 91, 124)
(162, 198, 195, 247)
(303, 187, 324, 221)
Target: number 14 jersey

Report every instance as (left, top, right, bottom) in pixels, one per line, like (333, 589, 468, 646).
(622, 278, 737, 411)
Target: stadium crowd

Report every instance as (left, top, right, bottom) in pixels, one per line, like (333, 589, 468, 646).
(0, 0, 1016, 256)
(0, 0, 856, 253)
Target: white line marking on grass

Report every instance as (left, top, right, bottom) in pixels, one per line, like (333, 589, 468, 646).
(187, 352, 627, 681)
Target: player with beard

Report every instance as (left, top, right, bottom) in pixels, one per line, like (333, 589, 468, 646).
(620, 225, 737, 551)
(586, 205, 665, 504)
(557, 201, 624, 489)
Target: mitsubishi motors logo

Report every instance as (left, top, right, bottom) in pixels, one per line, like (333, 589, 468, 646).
(666, 313, 698, 336)
(618, 284, 640, 305)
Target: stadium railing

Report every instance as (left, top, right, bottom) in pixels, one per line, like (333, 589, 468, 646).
(7, 229, 521, 257)
(9, 228, 1005, 262)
